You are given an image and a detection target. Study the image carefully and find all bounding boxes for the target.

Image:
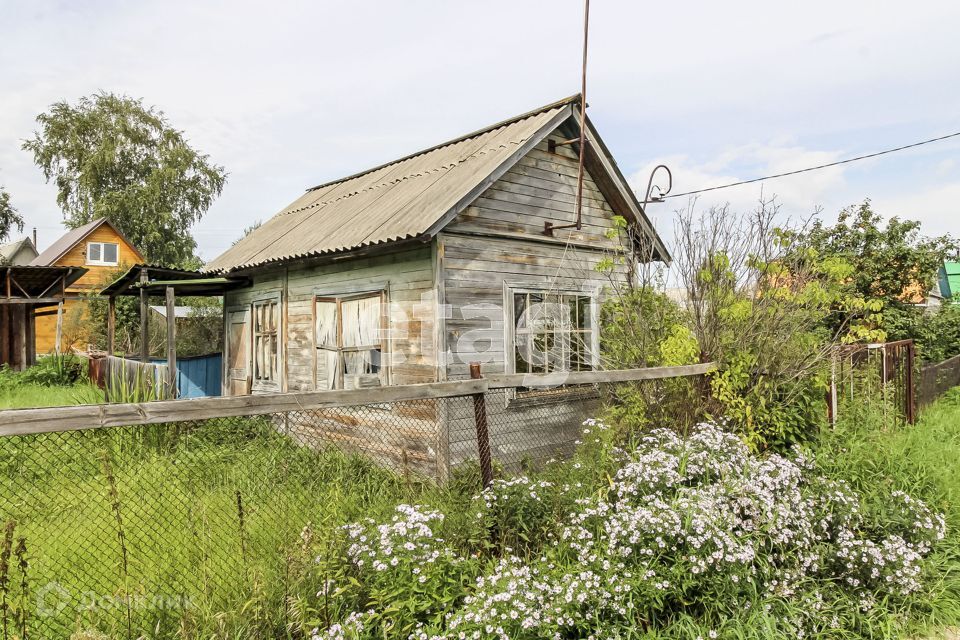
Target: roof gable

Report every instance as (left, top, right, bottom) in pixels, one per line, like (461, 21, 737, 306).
(0, 237, 38, 265)
(31, 218, 145, 266)
(207, 96, 667, 273)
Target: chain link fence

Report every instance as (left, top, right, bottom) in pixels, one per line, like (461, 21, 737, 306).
(0, 367, 712, 639)
(918, 353, 960, 412)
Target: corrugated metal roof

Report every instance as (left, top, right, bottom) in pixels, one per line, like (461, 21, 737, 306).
(206, 97, 578, 273)
(31, 219, 104, 266)
(31, 218, 145, 266)
(2, 265, 88, 297)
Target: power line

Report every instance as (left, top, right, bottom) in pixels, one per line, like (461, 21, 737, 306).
(664, 129, 960, 199)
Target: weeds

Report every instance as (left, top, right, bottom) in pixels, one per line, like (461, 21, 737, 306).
(100, 450, 132, 639)
(0, 520, 13, 640)
(13, 537, 27, 640)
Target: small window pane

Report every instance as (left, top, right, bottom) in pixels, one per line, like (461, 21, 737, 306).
(102, 243, 118, 263)
(515, 345, 529, 373)
(577, 296, 591, 330)
(513, 294, 526, 325)
(88, 243, 101, 262)
(315, 301, 338, 348)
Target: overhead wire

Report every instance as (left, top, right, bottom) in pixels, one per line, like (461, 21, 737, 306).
(663, 130, 960, 199)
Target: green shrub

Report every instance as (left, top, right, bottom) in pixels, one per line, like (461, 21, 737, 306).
(19, 353, 84, 386)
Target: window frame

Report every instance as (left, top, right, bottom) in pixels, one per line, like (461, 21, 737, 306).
(251, 292, 282, 392)
(312, 289, 388, 390)
(85, 241, 120, 266)
(503, 284, 601, 376)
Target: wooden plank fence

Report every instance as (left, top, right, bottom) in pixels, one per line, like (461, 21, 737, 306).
(0, 362, 716, 437)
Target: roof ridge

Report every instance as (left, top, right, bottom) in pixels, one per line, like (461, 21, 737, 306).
(304, 94, 581, 193)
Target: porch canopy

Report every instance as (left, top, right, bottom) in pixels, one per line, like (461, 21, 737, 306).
(101, 264, 250, 298)
(2, 265, 87, 370)
(100, 266, 250, 387)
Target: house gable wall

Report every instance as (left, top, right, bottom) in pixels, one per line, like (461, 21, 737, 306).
(445, 138, 626, 250)
(35, 224, 142, 354)
(53, 224, 142, 293)
(438, 139, 631, 469)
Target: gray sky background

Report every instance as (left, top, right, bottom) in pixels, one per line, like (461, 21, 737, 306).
(1, 0, 958, 262)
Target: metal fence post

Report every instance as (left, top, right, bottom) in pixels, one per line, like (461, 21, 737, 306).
(469, 362, 494, 488)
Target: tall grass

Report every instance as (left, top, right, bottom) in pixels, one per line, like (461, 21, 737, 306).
(816, 389, 960, 636)
(0, 416, 424, 639)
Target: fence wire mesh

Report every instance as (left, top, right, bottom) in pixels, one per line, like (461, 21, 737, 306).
(0, 383, 617, 639)
(918, 353, 960, 411)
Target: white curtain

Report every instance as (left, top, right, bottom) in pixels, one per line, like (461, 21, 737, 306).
(315, 301, 338, 348)
(341, 296, 380, 348)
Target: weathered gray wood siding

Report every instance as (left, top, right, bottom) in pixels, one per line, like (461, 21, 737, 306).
(223, 245, 444, 478)
(440, 138, 631, 469)
(445, 139, 625, 250)
(223, 245, 439, 393)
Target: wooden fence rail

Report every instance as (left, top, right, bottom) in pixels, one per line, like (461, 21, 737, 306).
(0, 362, 716, 437)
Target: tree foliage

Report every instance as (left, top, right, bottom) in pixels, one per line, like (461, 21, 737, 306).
(0, 186, 24, 244)
(799, 201, 957, 322)
(598, 197, 874, 450)
(232, 219, 262, 246)
(797, 200, 959, 360)
(22, 93, 226, 267)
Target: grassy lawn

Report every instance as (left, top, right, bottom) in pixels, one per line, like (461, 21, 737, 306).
(0, 381, 102, 409)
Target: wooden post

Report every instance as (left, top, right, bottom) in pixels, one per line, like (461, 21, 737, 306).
(17, 306, 27, 372)
(54, 301, 64, 355)
(139, 268, 149, 364)
(165, 286, 177, 399)
(470, 362, 494, 488)
(107, 296, 116, 356)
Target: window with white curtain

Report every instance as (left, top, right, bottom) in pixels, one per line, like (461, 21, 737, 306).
(315, 292, 384, 390)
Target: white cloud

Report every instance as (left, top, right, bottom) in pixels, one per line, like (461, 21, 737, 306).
(873, 183, 960, 239)
(630, 141, 848, 238)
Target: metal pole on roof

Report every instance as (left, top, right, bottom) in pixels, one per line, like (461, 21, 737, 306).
(573, 0, 590, 232)
(543, 0, 591, 237)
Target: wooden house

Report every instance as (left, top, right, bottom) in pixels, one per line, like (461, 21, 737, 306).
(31, 218, 144, 353)
(201, 95, 669, 475)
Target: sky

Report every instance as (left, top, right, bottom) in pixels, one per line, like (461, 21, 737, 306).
(1, 0, 959, 262)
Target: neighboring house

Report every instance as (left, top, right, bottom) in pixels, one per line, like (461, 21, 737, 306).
(0, 237, 39, 265)
(197, 95, 669, 473)
(31, 218, 144, 353)
(150, 305, 197, 320)
(901, 280, 944, 308)
(939, 261, 960, 303)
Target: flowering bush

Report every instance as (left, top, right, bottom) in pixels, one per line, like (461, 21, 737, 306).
(313, 421, 946, 639)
